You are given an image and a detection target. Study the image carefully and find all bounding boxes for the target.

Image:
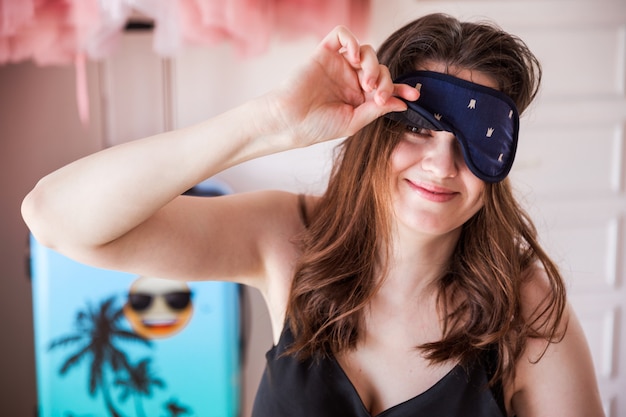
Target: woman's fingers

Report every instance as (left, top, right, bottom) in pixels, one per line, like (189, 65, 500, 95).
(307, 25, 421, 136)
(329, 27, 420, 106)
(371, 64, 393, 105)
(394, 82, 421, 102)
(362, 61, 420, 108)
(320, 26, 384, 93)
(320, 25, 361, 64)
(356, 44, 381, 92)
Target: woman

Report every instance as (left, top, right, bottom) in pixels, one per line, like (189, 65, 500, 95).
(22, 13, 604, 417)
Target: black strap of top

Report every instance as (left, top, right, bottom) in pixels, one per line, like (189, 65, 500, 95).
(297, 194, 310, 229)
(484, 346, 507, 416)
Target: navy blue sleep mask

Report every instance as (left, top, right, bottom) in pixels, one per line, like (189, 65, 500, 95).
(386, 70, 520, 183)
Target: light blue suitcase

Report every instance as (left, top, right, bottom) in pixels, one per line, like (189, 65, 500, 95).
(30, 180, 241, 417)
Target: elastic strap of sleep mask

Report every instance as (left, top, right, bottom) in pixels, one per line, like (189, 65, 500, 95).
(386, 70, 520, 183)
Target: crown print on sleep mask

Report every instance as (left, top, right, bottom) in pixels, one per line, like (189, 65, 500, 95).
(386, 70, 520, 183)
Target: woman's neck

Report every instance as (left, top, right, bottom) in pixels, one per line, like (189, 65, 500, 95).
(380, 222, 461, 303)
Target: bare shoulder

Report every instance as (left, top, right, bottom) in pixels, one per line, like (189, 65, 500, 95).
(211, 189, 307, 276)
(508, 267, 605, 417)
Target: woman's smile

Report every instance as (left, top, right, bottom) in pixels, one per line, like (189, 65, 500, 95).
(405, 179, 459, 203)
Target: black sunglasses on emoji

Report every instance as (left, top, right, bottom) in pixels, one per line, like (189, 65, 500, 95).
(128, 291, 192, 311)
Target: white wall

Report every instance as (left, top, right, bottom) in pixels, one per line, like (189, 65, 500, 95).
(1, 0, 624, 415)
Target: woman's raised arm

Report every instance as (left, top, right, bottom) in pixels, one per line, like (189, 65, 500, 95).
(21, 26, 417, 286)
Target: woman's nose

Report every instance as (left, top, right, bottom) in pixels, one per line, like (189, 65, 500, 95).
(421, 132, 459, 179)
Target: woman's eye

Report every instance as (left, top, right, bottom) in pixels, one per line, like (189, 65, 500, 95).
(406, 125, 430, 136)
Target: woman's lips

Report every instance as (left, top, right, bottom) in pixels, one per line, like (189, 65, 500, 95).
(406, 180, 458, 202)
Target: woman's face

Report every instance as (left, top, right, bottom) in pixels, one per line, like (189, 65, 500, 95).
(389, 62, 495, 239)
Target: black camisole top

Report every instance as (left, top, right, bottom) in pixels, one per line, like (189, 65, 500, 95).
(252, 322, 508, 417)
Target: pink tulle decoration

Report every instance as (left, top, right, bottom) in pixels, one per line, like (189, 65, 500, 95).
(0, 0, 77, 65)
(223, 0, 274, 56)
(276, 0, 371, 41)
(74, 52, 89, 125)
(0, 0, 36, 37)
(0, 0, 371, 125)
(0, 0, 372, 63)
(177, 0, 274, 56)
(177, 0, 370, 57)
(69, 0, 115, 60)
(132, 0, 182, 57)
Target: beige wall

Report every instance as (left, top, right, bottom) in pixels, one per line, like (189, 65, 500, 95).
(0, 61, 104, 414)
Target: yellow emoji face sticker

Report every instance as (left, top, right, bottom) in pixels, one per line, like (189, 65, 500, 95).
(123, 276, 194, 339)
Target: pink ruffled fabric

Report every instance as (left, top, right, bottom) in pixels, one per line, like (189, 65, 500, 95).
(178, 0, 371, 56)
(0, 0, 77, 65)
(178, 0, 274, 56)
(276, 0, 371, 42)
(1, 0, 371, 63)
(0, 0, 92, 124)
(0, 0, 371, 123)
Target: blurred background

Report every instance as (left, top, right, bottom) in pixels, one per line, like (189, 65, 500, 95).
(1, 0, 625, 415)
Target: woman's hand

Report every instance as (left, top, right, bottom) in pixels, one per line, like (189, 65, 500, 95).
(262, 25, 420, 148)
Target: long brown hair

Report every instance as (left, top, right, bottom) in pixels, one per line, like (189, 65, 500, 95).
(286, 13, 566, 386)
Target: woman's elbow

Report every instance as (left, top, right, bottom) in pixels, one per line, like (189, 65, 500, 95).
(21, 179, 63, 250)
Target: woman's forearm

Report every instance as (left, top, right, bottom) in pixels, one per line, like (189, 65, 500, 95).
(21, 96, 291, 251)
